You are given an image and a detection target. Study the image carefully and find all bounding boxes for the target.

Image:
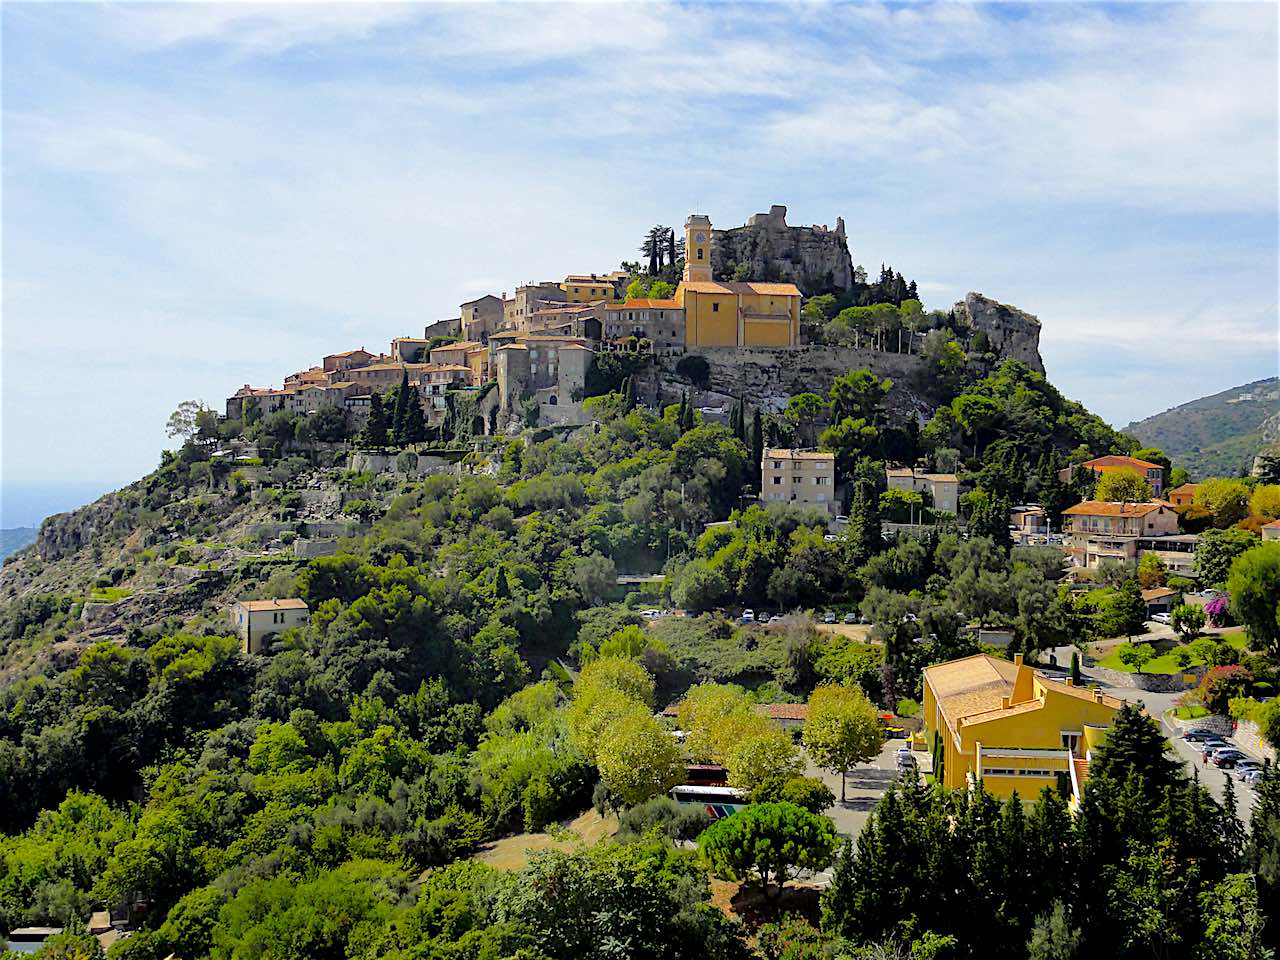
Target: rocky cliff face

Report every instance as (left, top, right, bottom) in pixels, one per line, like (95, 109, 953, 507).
(713, 205, 854, 295)
(952, 293, 1045, 375)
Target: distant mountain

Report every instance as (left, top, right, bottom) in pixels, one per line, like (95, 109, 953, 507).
(0, 528, 37, 562)
(1123, 377, 1279, 480)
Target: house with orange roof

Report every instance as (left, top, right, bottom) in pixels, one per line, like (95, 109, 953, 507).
(1263, 519, 1280, 542)
(1059, 454, 1166, 497)
(922, 653, 1125, 801)
(322, 348, 375, 374)
(230, 598, 309, 654)
(1062, 499, 1180, 568)
(1166, 482, 1199, 508)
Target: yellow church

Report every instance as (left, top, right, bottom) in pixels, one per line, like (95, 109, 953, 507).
(675, 214, 803, 348)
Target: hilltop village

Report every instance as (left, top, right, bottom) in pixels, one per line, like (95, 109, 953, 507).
(226, 207, 828, 434)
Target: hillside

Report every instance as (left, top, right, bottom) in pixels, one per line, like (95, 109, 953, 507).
(1123, 377, 1279, 479)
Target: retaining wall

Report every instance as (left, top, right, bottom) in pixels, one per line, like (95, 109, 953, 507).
(1085, 664, 1205, 692)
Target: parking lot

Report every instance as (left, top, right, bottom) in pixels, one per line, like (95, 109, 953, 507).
(804, 735, 926, 841)
(1161, 715, 1258, 818)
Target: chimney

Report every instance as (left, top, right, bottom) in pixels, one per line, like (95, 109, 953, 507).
(1095, 691, 1105, 703)
(1001, 695, 1011, 709)
(1064, 677, 1074, 686)
(1013, 654, 1024, 667)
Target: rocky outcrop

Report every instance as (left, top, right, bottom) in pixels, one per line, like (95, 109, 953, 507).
(713, 205, 854, 295)
(952, 293, 1045, 375)
(36, 489, 131, 562)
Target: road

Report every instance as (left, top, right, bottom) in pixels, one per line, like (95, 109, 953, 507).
(805, 736, 923, 842)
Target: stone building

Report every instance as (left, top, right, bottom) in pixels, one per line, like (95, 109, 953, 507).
(603, 299, 686, 354)
(460, 295, 505, 343)
(885, 466, 960, 515)
(230, 598, 309, 655)
(495, 335, 594, 426)
(322, 349, 375, 374)
(761, 448, 837, 514)
(504, 282, 566, 332)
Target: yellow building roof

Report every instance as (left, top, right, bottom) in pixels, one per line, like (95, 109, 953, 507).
(238, 598, 309, 612)
(680, 280, 802, 297)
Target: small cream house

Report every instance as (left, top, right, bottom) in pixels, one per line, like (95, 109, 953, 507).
(231, 598, 310, 654)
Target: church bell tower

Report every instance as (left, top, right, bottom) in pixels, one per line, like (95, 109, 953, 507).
(683, 214, 713, 283)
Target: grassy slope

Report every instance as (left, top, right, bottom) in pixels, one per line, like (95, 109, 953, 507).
(1097, 630, 1249, 674)
(1122, 377, 1278, 479)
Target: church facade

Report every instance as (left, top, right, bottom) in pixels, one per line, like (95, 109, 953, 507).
(674, 214, 803, 348)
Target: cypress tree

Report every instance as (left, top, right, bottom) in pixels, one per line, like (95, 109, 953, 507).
(623, 375, 637, 412)
(847, 482, 882, 565)
(750, 408, 765, 488)
(495, 566, 511, 600)
(677, 391, 689, 432)
(390, 370, 412, 446)
(1069, 650, 1081, 686)
(400, 382, 428, 445)
(361, 392, 388, 447)
(1222, 774, 1246, 871)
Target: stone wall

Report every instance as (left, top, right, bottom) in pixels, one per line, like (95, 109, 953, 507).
(347, 451, 464, 477)
(664, 345, 933, 419)
(1085, 664, 1205, 692)
(1234, 719, 1276, 762)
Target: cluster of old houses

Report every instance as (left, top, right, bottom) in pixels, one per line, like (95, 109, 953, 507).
(227, 212, 806, 432)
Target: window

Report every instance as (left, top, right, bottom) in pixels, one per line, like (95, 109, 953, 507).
(815, 477, 829, 486)
(772, 476, 782, 485)
(697, 248, 704, 260)
(712, 302, 719, 312)
(772, 461, 782, 469)
(1061, 732, 1081, 753)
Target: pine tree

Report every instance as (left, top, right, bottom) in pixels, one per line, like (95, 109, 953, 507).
(1223, 774, 1246, 871)
(361, 392, 388, 447)
(1087, 702, 1183, 793)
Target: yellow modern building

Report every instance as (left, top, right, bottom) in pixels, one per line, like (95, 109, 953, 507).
(674, 214, 802, 348)
(922, 653, 1125, 802)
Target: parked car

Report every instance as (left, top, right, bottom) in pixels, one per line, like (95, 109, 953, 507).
(843, 612, 857, 624)
(741, 610, 755, 623)
(822, 611, 837, 624)
(1234, 759, 1263, 779)
(1151, 612, 1172, 625)
(1196, 738, 1228, 755)
(895, 747, 916, 768)
(1241, 768, 1267, 786)
(1213, 749, 1249, 768)
(1205, 744, 1240, 762)
(1182, 728, 1218, 742)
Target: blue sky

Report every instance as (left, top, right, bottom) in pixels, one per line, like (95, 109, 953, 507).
(2, 2, 1277, 523)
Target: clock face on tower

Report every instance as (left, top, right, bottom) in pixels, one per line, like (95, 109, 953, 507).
(695, 232, 706, 243)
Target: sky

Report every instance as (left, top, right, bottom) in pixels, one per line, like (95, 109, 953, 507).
(2, 1, 1278, 525)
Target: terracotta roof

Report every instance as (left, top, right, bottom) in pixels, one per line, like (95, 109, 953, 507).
(327, 381, 357, 389)
(887, 468, 957, 482)
(324, 349, 371, 359)
(924, 655, 1022, 729)
(1083, 455, 1162, 471)
(460, 294, 503, 306)
(423, 364, 472, 373)
(432, 340, 484, 351)
(608, 299, 682, 310)
(1141, 587, 1176, 601)
(764, 448, 834, 461)
(1263, 519, 1280, 530)
(680, 280, 803, 297)
(237, 598, 309, 612)
(563, 275, 612, 284)
(1062, 500, 1172, 517)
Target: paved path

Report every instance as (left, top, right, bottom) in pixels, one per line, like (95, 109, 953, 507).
(806, 736, 923, 842)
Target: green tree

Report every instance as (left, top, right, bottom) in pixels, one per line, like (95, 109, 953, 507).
(596, 711, 686, 807)
(802, 683, 883, 802)
(1196, 528, 1261, 587)
(1116, 642, 1154, 674)
(784, 393, 827, 447)
(359, 392, 388, 447)
(1026, 901, 1082, 960)
(1226, 543, 1280, 654)
(726, 731, 803, 792)
(1171, 603, 1206, 639)
(829, 369, 892, 425)
(1094, 468, 1153, 502)
(698, 801, 837, 896)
